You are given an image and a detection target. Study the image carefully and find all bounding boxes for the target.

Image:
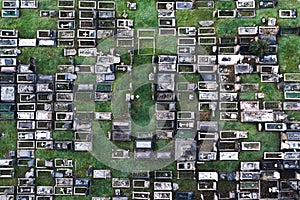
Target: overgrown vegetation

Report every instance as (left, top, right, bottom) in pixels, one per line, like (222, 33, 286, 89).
(249, 39, 270, 58)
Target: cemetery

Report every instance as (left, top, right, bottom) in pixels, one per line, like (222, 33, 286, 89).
(0, 0, 299, 199)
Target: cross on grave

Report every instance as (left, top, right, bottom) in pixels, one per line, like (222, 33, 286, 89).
(83, 32, 88, 37)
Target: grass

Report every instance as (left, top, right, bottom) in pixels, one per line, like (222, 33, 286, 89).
(240, 74, 260, 83)
(0, 1, 118, 196)
(155, 140, 173, 151)
(115, 48, 132, 64)
(131, 55, 153, 88)
(286, 111, 300, 121)
(239, 92, 256, 100)
(111, 72, 131, 119)
(177, 179, 197, 192)
(19, 47, 67, 74)
(35, 147, 120, 198)
(75, 74, 96, 84)
(111, 89, 129, 119)
(95, 101, 112, 113)
(0, 127, 17, 186)
(97, 37, 115, 54)
(131, 84, 155, 127)
(138, 38, 155, 55)
(0, 0, 62, 75)
(156, 36, 177, 55)
(215, 1, 236, 10)
(176, 9, 213, 27)
(36, 177, 55, 186)
(259, 83, 284, 101)
(53, 130, 74, 141)
(278, 37, 300, 73)
(74, 56, 97, 66)
(240, 131, 279, 161)
(175, 74, 199, 111)
(138, 30, 155, 37)
(216, 18, 259, 36)
(129, 55, 156, 131)
(198, 161, 240, 172)
(182, 74, 199, 83)
(218, 181, 237, 193)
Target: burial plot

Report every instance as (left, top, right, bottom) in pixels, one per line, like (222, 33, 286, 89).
(58, 0, 75, 8)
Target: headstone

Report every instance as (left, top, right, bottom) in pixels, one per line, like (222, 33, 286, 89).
(268, 18, 276, 26)
(199, 20, 214, 27)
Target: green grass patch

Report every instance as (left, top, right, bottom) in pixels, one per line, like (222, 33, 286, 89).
(75, 74, 96, 84)
(214, 1, 235, 10)
(239, 92, 256, 100)
(36, 177, 55, 186)
(53, 130, 74, 140)
(198, 161, 240, 172)
(256, 9, 278, 20)
(286, 111, 300, 121)
(97, 37, 116, 54)
(216, 18, 258, 36)
(0, 121, 17, 156)
(183, 74, 199, 83)
(156, 36, 177, 55)
(278, 37, 300, 73)
(177, 179, 197, 191)
(155, 140, 172, 151)
(95, 101, 112, 112)
(176, 10, 213, 27)
(19, 47, 66, 74)
(111, 71, 131, 119)
(116, 48, 132, 64)
(112, 141, 134, 152)
(111, 90, 129, 119)
(259, 83, 284, 101)
(131, 55, 153, 87)
(131, 84, 155, 127)
(278, 0, 300, 9)
(75, 56, 97, 66)
(138, 38, 155, 55)
(240, 74, 260, 83)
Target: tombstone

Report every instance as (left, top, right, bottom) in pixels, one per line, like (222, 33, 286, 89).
(40, 10, 56, 17)
(127, 2, 137, 10)
(199, 20, 214, 27)
(1, 9, 19, 18)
